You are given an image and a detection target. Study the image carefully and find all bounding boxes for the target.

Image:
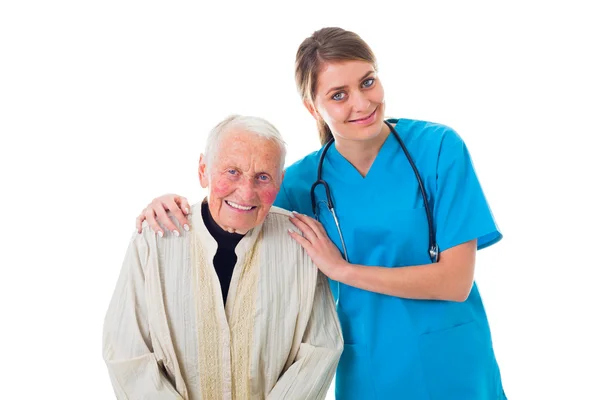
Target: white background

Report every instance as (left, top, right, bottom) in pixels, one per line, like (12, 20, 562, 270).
(1, 1, 599, 399)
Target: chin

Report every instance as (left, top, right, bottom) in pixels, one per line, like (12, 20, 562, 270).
(227, 221, 252, 232)
(356, 125, 384, 141)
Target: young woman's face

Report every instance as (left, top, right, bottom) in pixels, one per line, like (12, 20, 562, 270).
(310, 60, 386, 143)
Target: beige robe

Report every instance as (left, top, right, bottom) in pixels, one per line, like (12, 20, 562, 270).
(103, 202, 343, 400)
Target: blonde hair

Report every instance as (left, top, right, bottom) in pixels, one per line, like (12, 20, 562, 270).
(295, 27, 378, 145)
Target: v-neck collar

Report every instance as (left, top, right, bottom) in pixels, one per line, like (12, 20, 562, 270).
(325, 120, 399, 184)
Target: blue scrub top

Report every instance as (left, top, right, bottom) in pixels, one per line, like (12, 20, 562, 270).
(275, 119, 506, 399)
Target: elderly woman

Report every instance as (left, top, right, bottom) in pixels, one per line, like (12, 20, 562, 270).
(102, 115, 343, 400)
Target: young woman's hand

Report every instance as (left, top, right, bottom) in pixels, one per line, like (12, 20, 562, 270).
(136, 194, 190, 237)
(288, 212, 348, 280)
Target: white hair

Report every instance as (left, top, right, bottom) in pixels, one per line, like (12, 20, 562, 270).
(204, 114, 287, 171)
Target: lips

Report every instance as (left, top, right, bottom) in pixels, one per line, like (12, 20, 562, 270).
(349, 107, 377, 123)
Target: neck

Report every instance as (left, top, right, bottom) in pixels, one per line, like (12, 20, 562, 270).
(334, 122, 391, 177)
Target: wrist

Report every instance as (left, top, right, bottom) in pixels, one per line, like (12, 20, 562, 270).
(333, 260, 353, 283)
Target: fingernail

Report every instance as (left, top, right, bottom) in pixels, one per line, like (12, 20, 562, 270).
(288, 228, 294, 233)
(183, 224, 190, 231)
(292, 211, 299, 214)
(158, 231, 164, 238)
(173, 230, 180, 237)
(289, 212, 296, 218)
(184, 207, 190, 214)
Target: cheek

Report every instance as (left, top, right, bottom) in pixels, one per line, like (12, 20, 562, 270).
(317, 101, 343, 123)
(321, 104, 338, 117)
(258, 187, 279, 205)
(374, 85, 385, 103)
(212, 179, 232, 198)
(320, 108, 341, 127)
(331, 104, 353, 123)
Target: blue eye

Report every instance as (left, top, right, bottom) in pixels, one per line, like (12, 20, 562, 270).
(362, 78, 375, 88)
(332, 92, 346, 101)
(228, 169, 237, 175)
(257, 174, 270, 182)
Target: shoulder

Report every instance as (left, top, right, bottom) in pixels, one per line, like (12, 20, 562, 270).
(262, 205, 295, 233)
(282, 149, 321, 184)
(389, 118, 469, 169)
(138, 208, 193, 242)
(260, 206, 319, 269)
(267, 205, 293, 218)
(394, 118, 464, 149)
(276, 149, 324, 214)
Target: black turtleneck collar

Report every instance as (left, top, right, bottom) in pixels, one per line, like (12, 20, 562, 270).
(201, 201, 245, 248)
(201, 201, 245, 304)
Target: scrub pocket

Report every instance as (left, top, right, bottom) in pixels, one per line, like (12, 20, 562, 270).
(335, 344, 376, 400)
(419, 320, 499, 400)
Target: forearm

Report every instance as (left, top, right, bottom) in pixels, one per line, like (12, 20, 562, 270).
(338, 260, 473, 301)
(105, 354, 183, 400)
(104, 232, 183, 399)
(267, 344, 340, 400)
(268, 272, 342, 399)
(287, 201, 480, 302)
(104, 296, 183, 399)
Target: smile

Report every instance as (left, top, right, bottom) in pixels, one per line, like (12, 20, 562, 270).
(349, 107, 377, 124)
(225, 200, 256, 211)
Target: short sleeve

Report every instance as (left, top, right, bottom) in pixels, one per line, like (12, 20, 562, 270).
(434, 132, 502, 252)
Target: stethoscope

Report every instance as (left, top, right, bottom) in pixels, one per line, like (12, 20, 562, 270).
(310, 120, 439, 265)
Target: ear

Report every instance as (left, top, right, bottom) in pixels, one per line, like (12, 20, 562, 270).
(198, 154, 209, 189)
(280, 169, 285, 183)
(303, 99, 320, 121)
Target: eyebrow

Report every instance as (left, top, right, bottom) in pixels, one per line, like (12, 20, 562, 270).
(325, 70, 375, 96)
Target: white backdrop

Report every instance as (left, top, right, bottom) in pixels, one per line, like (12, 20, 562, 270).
(1, 1, 599, 399)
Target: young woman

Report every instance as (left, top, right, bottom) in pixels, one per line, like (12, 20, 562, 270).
(136, 27, 506, 399)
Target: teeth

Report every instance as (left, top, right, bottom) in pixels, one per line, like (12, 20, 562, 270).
(226, 201, 253, 211)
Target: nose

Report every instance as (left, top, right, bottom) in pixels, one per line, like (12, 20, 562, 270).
(237, 176, 257, 201)
(351, 90, 370, 112)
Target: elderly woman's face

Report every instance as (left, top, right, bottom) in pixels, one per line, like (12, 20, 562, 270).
(198, 130, 283, 234)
